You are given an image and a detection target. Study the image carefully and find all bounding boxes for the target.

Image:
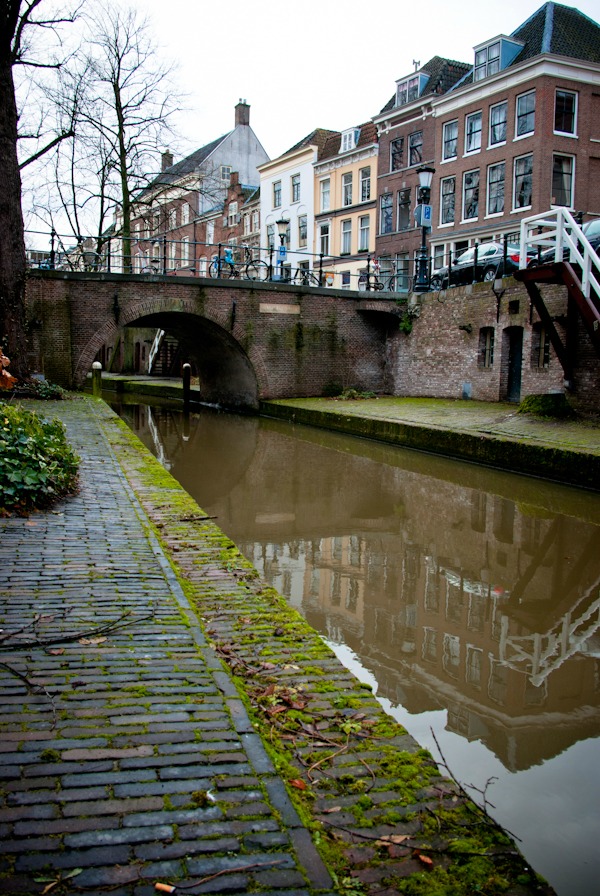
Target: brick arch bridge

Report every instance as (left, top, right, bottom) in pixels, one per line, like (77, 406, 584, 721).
(25, 271, 396, 410)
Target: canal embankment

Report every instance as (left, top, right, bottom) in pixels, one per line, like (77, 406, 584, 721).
(0, 395, 555, 896)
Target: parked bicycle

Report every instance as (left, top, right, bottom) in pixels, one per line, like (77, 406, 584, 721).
(360, 261, 402, 292)
(209, 246, 270, 281)
(292, 267, 321, 287)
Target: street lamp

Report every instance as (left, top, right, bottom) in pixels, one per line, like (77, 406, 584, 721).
(414, 165, 435, 293)
(275, 217, 289, 280)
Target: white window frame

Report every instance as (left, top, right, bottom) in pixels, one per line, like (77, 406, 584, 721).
(181, 237, 189, 267)
(168, 208, 177, 230)
(486, 163, 505, 217)
(554, 89, 578, 137)
(474, 41, 500, 81)
(341, 219, 352, 255)
(465, 111, 482, 155)
(320, 178, 330, 212)
(440, 176, 456, 226)
(408, 131, 423, 166)
(380, 193, 393, 234)
(227, 201, 238, 226)
(298, 214, 308, 247)
(515, 90, 536, 139)
(360, 167, 371, 202)
(206, 220, 215, 245)
(551, 154, 575, 207)
(489, 101, 507, 147)
(390, 138, 404, 171)
(342, 172, 353, 207)
(513, 153, 533, 211)
(359, 215, 370, 251)
(181, 204, 190, 225)
(291, 173, 301, 203)
(396, 75, 420, 106)
(442, 120, 458, 161)
(462, 169, 480, 221)
(273, 181, 282, 209)
(319, 222, 330, 256)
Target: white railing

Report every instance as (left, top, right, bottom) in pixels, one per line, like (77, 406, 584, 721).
(519, 207, 600, 301)
(147, 329, 165, 374)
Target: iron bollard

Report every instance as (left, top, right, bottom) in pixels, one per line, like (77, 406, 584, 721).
(91, 361, 102, 397)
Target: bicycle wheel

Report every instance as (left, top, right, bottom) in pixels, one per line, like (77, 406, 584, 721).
(209, 259, 235, 279)
(245, 260, 269, 281)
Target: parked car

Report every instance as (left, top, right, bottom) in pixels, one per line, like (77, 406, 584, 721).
(527, 218, 600, 267)
(430, 242, 533, 290)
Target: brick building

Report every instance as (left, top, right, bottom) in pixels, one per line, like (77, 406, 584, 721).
(373, 2, 600, 281)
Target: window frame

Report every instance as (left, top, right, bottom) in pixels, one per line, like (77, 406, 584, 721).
(397, 188, 411, 231)
(380, 192, 393, 234)
(489, 101, 507, 147)
(273, 180, 282, 209)
(465, 111, 482, 155)
(390, 138, 404, 171)
(551, 153, 575, 207)
(408, 131, 423, 166)
(486, 162, 505, 216)
(291, 174, 301, 203)
(358, 214, 370, 251)
(515, 90, 536, 138)
(396, 75, 420, 106)
(342, 172, 353, 207)
(474, 41, 500, 81)
(320, 178, 330, 212)
(341, 218, 352, 255)
(319, 222, 330, 256)
(360, 167, 371, 202)
(462, 169, 480, 221)
(513, 153, 533, 210)
(554, 89, 577, 136)
(442, 120, 458, 161)
(298, 214, 308, 247)
(440, 176, 456, 226)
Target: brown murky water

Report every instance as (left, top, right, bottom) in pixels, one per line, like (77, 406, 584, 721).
(114, 400, 600, 896)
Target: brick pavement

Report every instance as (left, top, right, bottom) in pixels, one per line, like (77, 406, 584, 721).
(0, 397, 556, 896)
(0, 398, 333, 896)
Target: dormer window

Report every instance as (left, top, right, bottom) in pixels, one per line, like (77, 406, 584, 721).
(473, 35, 523, 82)
(395, 73, 429, 107)
(341, 128, 360, 152)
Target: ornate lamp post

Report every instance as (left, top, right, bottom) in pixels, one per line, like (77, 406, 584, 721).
(414, 165, 435, 293)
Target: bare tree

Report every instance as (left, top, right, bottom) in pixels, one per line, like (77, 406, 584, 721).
(0, 0, 79, 377)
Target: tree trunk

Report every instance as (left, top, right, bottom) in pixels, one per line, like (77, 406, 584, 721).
(0, 51, 28, 378)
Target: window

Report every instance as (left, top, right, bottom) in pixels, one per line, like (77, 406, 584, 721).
(552, 155, 574, 206)
(463, 170, 479, 220)
(342, 172, 353, 206)
(341, 128, 359, 152)
(380, 193, 393, 234)
(514, 154, 533, 209)
(531, 323, 550, 368)
(291, 174, 301, 203)
(168, 239, 176, 270)
(359, 215, 370, 251)
(227, 201, 238, 226)
(341, 219, 352, 254)
(479, 327, 495, 367)
(181, 204, 190, 225)
(181, 237, 189, 267)
(220, 165, 232, 182)
(168, 208, 177, 230)
(360, 167, 371, 201)
(320, 178, 330, 212)
(390, 138, 404, 171)
(409, 131, 423, 166)
(397, 189, 410, 231)
(487, 162, 505, 215)
(443, 121, 458, 160)
(267, 223, 275, 249)
(243, 213, 251, 236)
(273, 181, 282, 208)
(341, 271, 351, 290)
(252, 210, 259, 232)
(489, 101, 507, 146)
(298, 214, 307, 247)
(555, 90, 577, 135)
(396, 75, 420, 106)
(474, 41, 500, 81)
(206, 220, 215, 245)
(465, 111, 482, 153)
(319, 223, 330, 255)
(433, 245, 445, 270)
(440, 177, 456, 224)
(516, 91, 535, 137)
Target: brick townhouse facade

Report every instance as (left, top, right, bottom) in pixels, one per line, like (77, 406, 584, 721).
(373, 2, 600, 283)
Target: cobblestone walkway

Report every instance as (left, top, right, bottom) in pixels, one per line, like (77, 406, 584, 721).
(0, 399, 333, 896)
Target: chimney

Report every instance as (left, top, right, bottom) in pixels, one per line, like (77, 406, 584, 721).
(235, 99, 250, 127)
(230, 171, 239, 186)
(161, 150, 173, 172)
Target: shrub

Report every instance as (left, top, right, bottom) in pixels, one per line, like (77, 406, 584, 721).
(0, 403, 79, 515)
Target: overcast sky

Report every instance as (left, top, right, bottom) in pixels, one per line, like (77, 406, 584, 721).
(126, 0, 600, 162)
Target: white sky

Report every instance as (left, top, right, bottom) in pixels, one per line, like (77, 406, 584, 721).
(127, 0, 600, 162)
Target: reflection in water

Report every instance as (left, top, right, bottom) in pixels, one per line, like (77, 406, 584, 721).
(115, 400, 600, 896)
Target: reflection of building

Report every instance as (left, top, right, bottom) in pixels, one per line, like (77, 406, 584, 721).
(119, 403, 600, 773)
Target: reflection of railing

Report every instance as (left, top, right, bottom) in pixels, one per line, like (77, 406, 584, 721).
(146, 407, 171, 471)
(499, 575, 600, 687)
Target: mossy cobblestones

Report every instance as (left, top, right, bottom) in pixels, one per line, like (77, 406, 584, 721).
(0, 397, 554, 895)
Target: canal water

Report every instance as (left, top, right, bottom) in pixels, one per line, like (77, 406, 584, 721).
(113, 399, 600, 896)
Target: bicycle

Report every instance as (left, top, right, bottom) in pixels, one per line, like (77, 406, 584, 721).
(292, 267, 321, 287)
(208, 246, 269, 281)
(360, 262, 401, 292)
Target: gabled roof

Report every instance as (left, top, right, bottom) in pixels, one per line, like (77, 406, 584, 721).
(136, 134, 229, 201)
(510, 2, 600, 64)
(280, 128, 340, 158)
(379, 56, 471, 115)
(318, 121, 378, 162)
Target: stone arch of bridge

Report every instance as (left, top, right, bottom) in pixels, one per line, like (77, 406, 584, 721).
(74, 299, 270, 411)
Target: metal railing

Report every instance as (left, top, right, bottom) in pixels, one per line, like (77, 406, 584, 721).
(519, 207, 600, 301)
